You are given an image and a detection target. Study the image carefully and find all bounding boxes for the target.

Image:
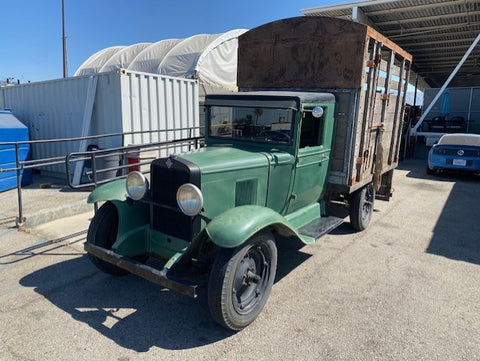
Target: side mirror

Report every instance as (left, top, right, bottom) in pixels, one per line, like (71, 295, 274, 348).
(312, 107, 324, 118)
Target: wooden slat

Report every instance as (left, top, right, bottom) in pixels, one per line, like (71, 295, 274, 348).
(366, 27, 412, 62)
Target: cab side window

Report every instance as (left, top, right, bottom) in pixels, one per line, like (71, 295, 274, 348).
(300, 112, 323, 148)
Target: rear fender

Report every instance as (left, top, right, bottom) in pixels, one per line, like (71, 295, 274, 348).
(205, 205, 313, 248)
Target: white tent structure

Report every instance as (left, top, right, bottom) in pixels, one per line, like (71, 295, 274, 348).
(99, 43, 152, 73)
(74, 29, 248, 92)
(157, 29, 247, 91)
(127, 39, 182, 74)
(74, 46, 125, 76)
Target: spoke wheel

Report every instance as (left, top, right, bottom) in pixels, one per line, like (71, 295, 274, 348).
(208, 231, 277, 331)
(349, 183, 375, 232)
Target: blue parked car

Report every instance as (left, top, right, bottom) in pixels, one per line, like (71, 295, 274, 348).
(427, 133, 480, 175)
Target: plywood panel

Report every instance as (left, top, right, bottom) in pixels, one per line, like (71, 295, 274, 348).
(238, 17, 368, 89)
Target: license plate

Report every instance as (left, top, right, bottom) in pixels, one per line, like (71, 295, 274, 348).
(453, 159, 466, 166)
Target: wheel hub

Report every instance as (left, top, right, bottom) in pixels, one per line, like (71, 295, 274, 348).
(232, 245, 269, 314)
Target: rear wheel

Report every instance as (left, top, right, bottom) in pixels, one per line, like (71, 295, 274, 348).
(87, 202, 128, 275)
(349, 183, 375, 231)
(208, 231, 277, 331)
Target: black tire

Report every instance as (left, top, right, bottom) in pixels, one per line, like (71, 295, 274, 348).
(349, 183, 375, 232)
(208, 230, 277, 331)
(426, 165, 436, 175)
(87, 202, 128, 276)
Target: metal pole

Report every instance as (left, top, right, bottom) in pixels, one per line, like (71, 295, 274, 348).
(15, 144, 25, 226)
(412, 32, 480, 135)
(413, 75, 418, 108)
(62, 0, 68, 78)
(91, 153, 98, 213)
(467, 87, 473, 132)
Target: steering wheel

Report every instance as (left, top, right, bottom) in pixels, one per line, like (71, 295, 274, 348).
(256, 130, 291, 143)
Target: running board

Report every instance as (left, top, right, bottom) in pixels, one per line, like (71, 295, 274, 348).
(84, 242, 197, 298)
(297, 216, 344, 240)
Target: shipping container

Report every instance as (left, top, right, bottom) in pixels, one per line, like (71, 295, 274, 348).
(0, 70, 199, 178)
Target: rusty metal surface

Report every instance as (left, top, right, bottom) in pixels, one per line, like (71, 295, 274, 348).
(84, 242, 197, 298)
(237, 17, 368, 90)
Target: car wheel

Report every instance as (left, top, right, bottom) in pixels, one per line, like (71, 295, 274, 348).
(349, 183, 375, 231)
(426, 165, 436, 175)
(208, 230, 277, 331)
(87, 202, 129, 275)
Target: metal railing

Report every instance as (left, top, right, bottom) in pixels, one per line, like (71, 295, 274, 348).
(0, 127, 204, 226)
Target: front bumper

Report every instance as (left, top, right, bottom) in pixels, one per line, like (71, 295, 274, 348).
(84, 242, 197, 298)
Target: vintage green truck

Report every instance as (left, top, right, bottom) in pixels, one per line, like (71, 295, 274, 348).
(84, 17, 412, 330)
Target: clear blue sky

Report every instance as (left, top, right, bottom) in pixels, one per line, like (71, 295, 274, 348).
(1, 0, 341, 83)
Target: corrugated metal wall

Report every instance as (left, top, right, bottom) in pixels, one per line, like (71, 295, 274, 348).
(1, 77, 94, 176)
(119, 70, 199, 157)
(0, 70, 199, 177)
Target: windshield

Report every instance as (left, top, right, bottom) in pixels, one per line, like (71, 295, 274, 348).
(208, 106, 294, 145)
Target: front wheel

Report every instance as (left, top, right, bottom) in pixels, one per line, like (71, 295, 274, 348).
(208, 231, 277, 331)
(87, 202, 129, 275)
(349, 183, 375, 231)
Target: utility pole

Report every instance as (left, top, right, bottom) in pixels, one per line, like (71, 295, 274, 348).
(62, 0, 68, 78)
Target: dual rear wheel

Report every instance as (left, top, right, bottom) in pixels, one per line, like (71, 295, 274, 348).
(349, 183, 375, 231)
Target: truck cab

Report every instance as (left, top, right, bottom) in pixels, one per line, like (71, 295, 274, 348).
(84, 91, 368, 331)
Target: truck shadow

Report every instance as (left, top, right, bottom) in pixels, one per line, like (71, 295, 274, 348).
(19, 255, 231, 352)
(275, 235, 312, 282)
(398, 159, 480, 264)
(425, 180, 480, 265)
(19, 240, 313, 351)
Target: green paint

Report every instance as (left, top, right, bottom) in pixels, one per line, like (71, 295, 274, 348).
(205, 205, 314, 248)
(87, 179, 127, 203)
(111, 200, 149, 256)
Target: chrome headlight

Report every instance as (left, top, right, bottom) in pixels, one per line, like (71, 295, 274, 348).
(125, 171, 148, 200)
(176, 183, 203, 216)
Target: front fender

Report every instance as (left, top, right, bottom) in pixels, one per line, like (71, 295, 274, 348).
(87, 179, 127, 203)
(205, 205, 313, 248)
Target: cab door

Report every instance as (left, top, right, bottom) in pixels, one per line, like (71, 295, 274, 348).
(287, 107, 334, 214)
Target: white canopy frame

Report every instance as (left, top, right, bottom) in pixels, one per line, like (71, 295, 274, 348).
(74, 46, 125, 76)
(75, 29, 248, 92)
(99, 43, 152, 73)
(127, 39, 182, 73)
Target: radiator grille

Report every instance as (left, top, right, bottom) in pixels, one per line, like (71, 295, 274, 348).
(150, 156, 201, 240)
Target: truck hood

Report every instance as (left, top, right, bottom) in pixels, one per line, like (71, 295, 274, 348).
(180, 146, 269, 174)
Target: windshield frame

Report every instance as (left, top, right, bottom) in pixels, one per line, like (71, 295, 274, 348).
(206, 105, 297, 147)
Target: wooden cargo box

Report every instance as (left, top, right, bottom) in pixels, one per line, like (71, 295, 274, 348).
(237, 17, 412, 195)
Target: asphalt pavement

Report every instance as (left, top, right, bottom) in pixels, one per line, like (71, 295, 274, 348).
(0, 158, 479, 361)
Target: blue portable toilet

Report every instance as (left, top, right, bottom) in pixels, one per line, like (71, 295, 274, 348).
(0, 110, 33, 191)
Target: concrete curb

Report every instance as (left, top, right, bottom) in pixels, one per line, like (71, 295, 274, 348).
(21, 199, 94, 228)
